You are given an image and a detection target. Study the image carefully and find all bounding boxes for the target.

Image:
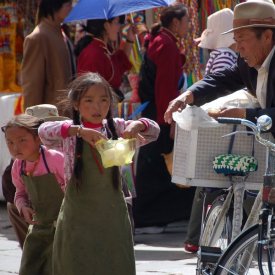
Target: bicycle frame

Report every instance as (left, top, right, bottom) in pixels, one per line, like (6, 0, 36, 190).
(213, 115, 275, 275)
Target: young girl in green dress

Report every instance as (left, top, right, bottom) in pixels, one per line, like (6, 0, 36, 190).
(38, 72, 160, 275)
(2, 114, 65, 275)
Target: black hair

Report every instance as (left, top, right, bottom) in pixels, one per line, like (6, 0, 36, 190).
(67, 72, 120, 189)
(1, 114, 44, 137)
(74, 15, 125, 58)
(37, 0, 72, 23)
(145, 3, 188, 49)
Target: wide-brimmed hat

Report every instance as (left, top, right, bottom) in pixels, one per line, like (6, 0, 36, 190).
(25, 104, 69, 121)
(195, 8, 234, 50)
(223, 1, 275, 34)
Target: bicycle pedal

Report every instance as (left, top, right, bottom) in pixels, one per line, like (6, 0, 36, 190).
(198, 246, 222, 263)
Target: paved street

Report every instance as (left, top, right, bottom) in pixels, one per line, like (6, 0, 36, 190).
(0, 202, 197, 275)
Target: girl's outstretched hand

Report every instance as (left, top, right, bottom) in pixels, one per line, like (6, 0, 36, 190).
(80, 127, 107, 146)
(122, 121, 146, 143)
(21, 206, 38, 225)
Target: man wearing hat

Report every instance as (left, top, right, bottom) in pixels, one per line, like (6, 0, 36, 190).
(164, 0, 275, 136)
(184, 8, 238, 253)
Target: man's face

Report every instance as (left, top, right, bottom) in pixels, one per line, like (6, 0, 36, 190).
(234, 28, 273, 68)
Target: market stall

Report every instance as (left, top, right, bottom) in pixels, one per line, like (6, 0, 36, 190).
(0, 0, 36, 199)
(0, 93, 22, 200)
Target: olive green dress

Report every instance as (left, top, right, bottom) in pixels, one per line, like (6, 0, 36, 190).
(53, 141, 135, 275)
(19, 148, 64, 275)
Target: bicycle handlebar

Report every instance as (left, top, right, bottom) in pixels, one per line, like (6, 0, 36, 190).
(217, 116, 275, 151)
(217, 117, 242, 125)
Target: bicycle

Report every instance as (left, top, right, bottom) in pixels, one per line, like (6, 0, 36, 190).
(197, 130, 261, 275)
(211, 115, 275, 275)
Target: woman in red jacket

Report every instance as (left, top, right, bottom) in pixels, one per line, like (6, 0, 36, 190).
(134, 3, 193, 228)
(75, 17, 135, 101)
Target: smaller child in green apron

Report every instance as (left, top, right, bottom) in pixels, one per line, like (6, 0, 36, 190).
(1, 114, 65, 275)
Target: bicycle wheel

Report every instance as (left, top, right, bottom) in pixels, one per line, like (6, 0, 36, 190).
(197, 195, 233, 275)
(214, 223, 275, 275)
(200, 195, 233, 249)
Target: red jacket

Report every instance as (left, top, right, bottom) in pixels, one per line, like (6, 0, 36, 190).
(77, 38, 132, 89)
(147, 28, 185, 124)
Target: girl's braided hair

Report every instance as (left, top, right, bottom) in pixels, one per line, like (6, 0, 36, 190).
(67, 72, 120, 189)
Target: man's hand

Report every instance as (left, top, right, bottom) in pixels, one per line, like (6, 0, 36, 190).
(207, 107, 246, 119)
(164, 91, 194, 124)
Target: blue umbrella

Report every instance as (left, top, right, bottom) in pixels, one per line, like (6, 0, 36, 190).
(65, 0, 175, 22)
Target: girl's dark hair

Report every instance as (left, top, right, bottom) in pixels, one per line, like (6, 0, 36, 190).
(145, 3, 188, 48)
(1, 114, 44, 136)
(68, 72, 119, 189)
(37, 0, 71, 23)
(74, 15, 125, 58)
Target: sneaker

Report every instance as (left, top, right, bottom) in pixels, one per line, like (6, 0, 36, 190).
(184, 243, 199, 253)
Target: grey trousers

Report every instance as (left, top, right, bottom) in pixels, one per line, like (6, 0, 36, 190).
(185, 187, 222, 246)
(185, 187, 256, 246)
(7, 202, 28, 249)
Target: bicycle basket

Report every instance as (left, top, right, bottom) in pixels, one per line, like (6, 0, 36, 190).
(213, 154, 258, 176)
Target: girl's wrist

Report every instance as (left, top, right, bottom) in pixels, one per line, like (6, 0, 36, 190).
(137, 119, 148, 132)
(69, 125, 83, 137)
(76, 125, 83, 138)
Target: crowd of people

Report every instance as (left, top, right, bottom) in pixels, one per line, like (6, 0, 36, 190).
(2, 0, 275, 274)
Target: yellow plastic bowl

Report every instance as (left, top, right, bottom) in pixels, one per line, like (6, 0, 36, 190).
(95, 138, 136, 168)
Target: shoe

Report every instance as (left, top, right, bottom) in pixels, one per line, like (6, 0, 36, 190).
(184, 243, 199, 253)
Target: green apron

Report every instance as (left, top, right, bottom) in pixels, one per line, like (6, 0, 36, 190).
(19, 147, 64, 275)
(53, 141, 135, 275)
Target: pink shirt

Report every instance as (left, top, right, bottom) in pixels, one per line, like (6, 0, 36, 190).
(12, 146, 65, 213)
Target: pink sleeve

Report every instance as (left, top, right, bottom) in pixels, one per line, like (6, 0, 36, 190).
(39, 120, 72, 151)
(12, 160, 29, 214)
(113, 117, 160, 146)
(61, 121, 73, 138)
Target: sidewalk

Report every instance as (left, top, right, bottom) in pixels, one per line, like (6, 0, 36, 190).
(0, 202, 197, 275)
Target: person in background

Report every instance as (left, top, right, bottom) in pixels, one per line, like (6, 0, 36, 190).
(75, 17, 136, 102)
(21, 0, 74, 110)
(164, 0, 275, 248)
(183, 8, 238, 253)
(38, 72, 160, 275)
(165, 0, 275, 130)
(2, 159, 28, 249)
(133, 3, 192, 229)
(1, 113, 65, 275)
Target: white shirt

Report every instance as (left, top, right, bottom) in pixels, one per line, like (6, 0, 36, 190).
(256, 46, 275, 108)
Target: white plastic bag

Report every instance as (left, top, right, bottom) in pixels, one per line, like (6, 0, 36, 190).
(173, 105, 219, 131)
(202, 89, 260, 111)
